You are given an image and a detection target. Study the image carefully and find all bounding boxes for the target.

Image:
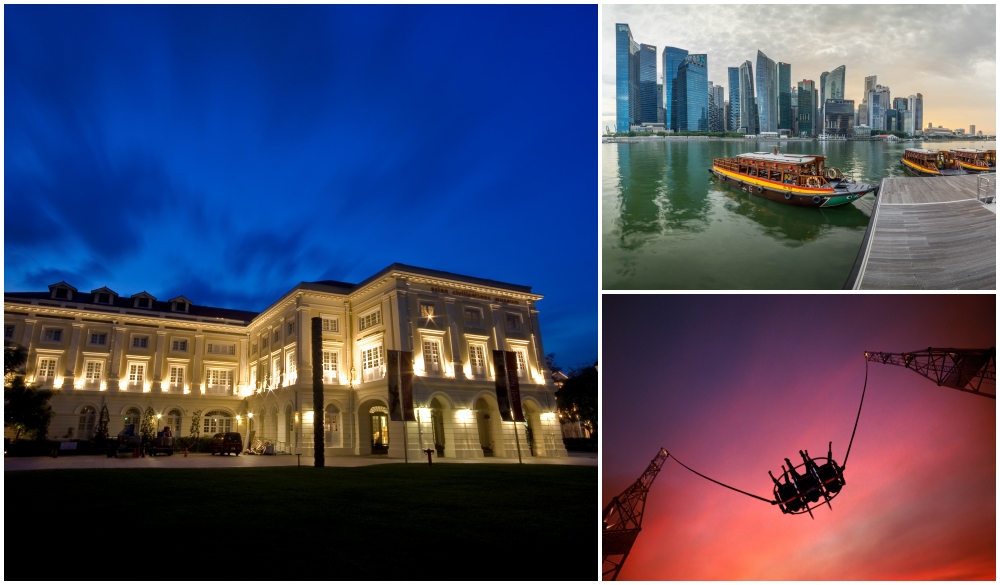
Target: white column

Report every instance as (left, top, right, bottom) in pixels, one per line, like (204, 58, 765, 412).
(63, 322, 85, 390)
(443, 298, 461, 376)
(21, 319, 37, 378)
(153, 330, 166, 392)
(490, 304, 506, 350)
(296, 307, 310, 383)
(528, 303, 548, 378)
(238, 337, 248, 392)
(193, 334, 204, 392)
(109, 326, 126, 391)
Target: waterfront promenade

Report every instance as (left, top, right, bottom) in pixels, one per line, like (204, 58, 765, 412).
(846, 174, 996, 289)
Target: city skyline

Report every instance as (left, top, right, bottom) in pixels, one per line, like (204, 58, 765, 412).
(602, 5, 996, 135)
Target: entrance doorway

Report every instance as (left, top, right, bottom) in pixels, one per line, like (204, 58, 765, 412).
(524, 419, 535, 457)
(475, 397, 494, 457)
(370, 407, 388, 455)
(430, 398, 445, 457)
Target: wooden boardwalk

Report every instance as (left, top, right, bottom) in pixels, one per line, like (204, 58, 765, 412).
(846, 174, 996, 290)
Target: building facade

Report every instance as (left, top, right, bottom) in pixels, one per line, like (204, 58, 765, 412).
(755, 50, 777, 133)
(824, 99, 855, 138)
(797, 79, 815, 135)
(656, 84, 665, 124)
(677, 53, 708, 132)
(913, 93, 923, 136)
(708, 81, 725, 132)
(727, 66, 741, 133)
(639, 43, 658, 124)
(821, 65, 845, 134)
(4, 264, 567, 461)
(738, 60, 758, 135)
(661, 46, 689, 133)
(778, 62, 792, 133)
(867, 84, 891, 131)
(615, 23, 639, 132)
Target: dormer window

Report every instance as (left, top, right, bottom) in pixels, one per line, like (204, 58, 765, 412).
(48, 282, 77, 301)
(96, 293, 110, 304)
(169, 297, 191, 313)
(55, 288, 69, 299)
(131, 292, 156, 309)
(91, 287, 118, 305)
(137, 298, 150, 309)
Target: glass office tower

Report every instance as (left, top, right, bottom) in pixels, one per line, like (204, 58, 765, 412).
(738, 60, 758, 134)
(677, 54, 708, 132)
(616, 23, 639, 132)
(824, 99, 854, 137)
(727, 66, 740, 133)
(821, 65, 845, 134)
(868, 84, 890, 131)
(755, 50, 776, 132)
(639, 44, 658, 123)
(661, 46, 689, 132)
(797, 80, 815, 135)
(914, 93, 923, 135)
(778, 62, 791, 132)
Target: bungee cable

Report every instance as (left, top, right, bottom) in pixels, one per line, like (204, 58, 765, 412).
(842, 356, 869, 469)
(668, 452, 776, 505)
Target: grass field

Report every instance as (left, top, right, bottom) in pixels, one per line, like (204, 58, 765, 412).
(6, 463, 595, 580)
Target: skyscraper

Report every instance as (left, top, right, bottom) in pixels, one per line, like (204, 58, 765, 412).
(797, 79, 815, 135)
(708, 82, 725, 132)
(858, 74, 876, 132)
(656, 84, 665, 124)
(902, 109, 914, 135)
(661, 47, 689, 132)
(639, 44, 658, 123)
(970, 124, 976, 136)
(755, 50, 777, 132)
(727, 66, 741, 133)
(893, 97, 908, 112)
(822, 65, 845, 133)
(677, 53, 708, 132)
(615, 23, 639, 132)
(791, 86, 798, 135)
(914, 93, 923, 136)
(824, 99, 855, 138)
(868, 84, 891, 131)
(738, 60, 758, 134)
(819, 71, 828, 132)
(778, 62, 791, 132)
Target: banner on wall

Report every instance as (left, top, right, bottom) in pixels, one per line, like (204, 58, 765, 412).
(504, 351, 525, 423)
(493, 349, 513, 422)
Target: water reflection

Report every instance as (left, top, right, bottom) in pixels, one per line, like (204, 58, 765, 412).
(719, 186, 870, 246)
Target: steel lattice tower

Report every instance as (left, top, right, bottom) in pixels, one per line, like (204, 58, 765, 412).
(602, 448, 669, 580)
(865, 347, 996, 399)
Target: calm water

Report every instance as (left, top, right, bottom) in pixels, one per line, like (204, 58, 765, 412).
(602, 139, 995, 289)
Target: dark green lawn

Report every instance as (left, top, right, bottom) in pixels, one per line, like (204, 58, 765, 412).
(6, 463, 595, 580)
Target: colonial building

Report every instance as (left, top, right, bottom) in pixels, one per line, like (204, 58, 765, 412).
(4, 264, 567, 461)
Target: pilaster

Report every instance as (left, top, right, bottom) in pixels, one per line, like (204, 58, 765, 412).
(109, 326, 126, 391)
(62, 322, 85, 390)
(443, 298, 462, 375)
(153, 330, 166, 392)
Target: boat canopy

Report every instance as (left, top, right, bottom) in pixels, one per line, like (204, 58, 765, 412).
(738, 152, 816, 164)
(905, 148, 943, 154)
(952, 148, 988, 154)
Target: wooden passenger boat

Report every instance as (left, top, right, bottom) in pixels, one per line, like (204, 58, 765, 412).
(900, 148, 966, 176)
(709, 147, 876, 208)
(951, 148, 995, 173)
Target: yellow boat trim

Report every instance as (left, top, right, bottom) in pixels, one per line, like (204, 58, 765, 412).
(713, 166, 835, 194)
(958, 161, 990, 171)
(902, 158, 940, 175)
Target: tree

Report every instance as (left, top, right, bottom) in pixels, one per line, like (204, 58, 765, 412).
(140, 405, 157, 447)
(189, 409, 202, 438)
(555, 363, 597, 438)
(4, 342, 53, 441)
(92, 404, 110, 450)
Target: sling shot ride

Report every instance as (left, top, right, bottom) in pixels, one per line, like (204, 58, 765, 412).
(601, 347, 995, 580)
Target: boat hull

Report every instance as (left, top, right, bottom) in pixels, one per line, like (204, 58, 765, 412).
(957, 162, 992, 174)
(710, 168, 870, 208)
(901, 158, 966, 176)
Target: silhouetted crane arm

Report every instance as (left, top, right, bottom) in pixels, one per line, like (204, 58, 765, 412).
(602, 448, 669, 581)
(865, 347, 995, 399)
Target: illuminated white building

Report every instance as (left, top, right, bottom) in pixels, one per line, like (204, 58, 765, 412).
(3, 264, 567, 460)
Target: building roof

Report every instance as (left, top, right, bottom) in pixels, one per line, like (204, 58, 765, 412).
(906, 148, 943, 154)
(3, 290, 259, 323)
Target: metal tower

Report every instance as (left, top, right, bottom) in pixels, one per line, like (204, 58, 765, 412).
(602, 447, 669, 580)
(865, 347, 995, 399)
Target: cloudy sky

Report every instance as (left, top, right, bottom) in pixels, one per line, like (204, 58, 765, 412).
(601, 4, 996, 134)
(5, 5, 597, 369)
(603, 294, 995, 580)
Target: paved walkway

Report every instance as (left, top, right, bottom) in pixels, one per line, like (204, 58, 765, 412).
(4, 451, 597, 471)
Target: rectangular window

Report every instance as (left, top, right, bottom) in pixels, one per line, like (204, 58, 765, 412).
(272, 357, 281, 380)
(206, 342, 236, 355)
(5, 324, 16, 340)
(252, 342, 258, 355)
(514, 349, 528, 379)
(322, 350, 339, 382)
(358, 309, 382, 331)
(361, 344, 384, 382)
(273, 329, 280, 343)
(505, 314, 523, 332)
(321, 317, 339, 333)
(261, 337, 268, 350)
(469, 344, 487, 377)
(286, 350, 296, 376)
(422, 339, 442, 374)
(127, 363, 145, 386)
(287, 320, 296, 336)
(137, 297, 151, 309)
(464, 308, 483, 327)
(84, 361, 103, 382)
(37, 358, 57, 380)
(96, 293, 110, 304)
(206, 369, 232, 394)
(132, 336, 149, 349)
(169, 365, 185, 386)
(54, 288, 68, 299)
(420, 302, 436, 319)
(89, 333, 107, 345)
(44, 329, 63, 342)
(172, 340, 188, 352)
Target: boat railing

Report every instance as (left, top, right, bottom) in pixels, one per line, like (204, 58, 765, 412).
(976, 173, 995, 204)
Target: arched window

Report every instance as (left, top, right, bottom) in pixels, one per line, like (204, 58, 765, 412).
(202, 410, 233, 435)
(78, 406, 96, 438)
(166, 409, 182, 436)
(123, 407, 141, 434)
(325, 404, 341, 447)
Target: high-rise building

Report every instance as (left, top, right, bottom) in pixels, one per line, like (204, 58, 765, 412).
(727, 66, 741, 132)
(819, 71, 828, 132)
(656, 84, 665, 124)
(914, 93, 923, 136)
(868, 84, 891, 131)
(677, 54, 708, 132)
(755, 50, 777, 132)
(708, 82, 725, 132)
(970, 124, 976, 136)
(821, 65, 845, 133)
(824, 99, 855, 138)
(797, 79, 815, 135)
(886, 109, 899, 132)
(902, 110, 914, 135)
(857, 103, 867, 128)
(724, 100, 730, 132)
(615, 24, 639, 132)
(738, 60, 759, 134)
(778, 62, 792, 132)
(790, 86, 798, 135)
(893, 97, 908, 111)
(814, 87, 820, 136)
(639, 44, 658, 123)
(662, 47, 689, 132)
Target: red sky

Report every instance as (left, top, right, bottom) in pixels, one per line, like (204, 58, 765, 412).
(602, 295, 995, 580)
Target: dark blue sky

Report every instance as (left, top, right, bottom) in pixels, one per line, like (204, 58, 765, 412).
(5, 5, 597, 369)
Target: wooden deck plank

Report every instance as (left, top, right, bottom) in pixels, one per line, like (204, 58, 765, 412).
(855, 174, 996, 290)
